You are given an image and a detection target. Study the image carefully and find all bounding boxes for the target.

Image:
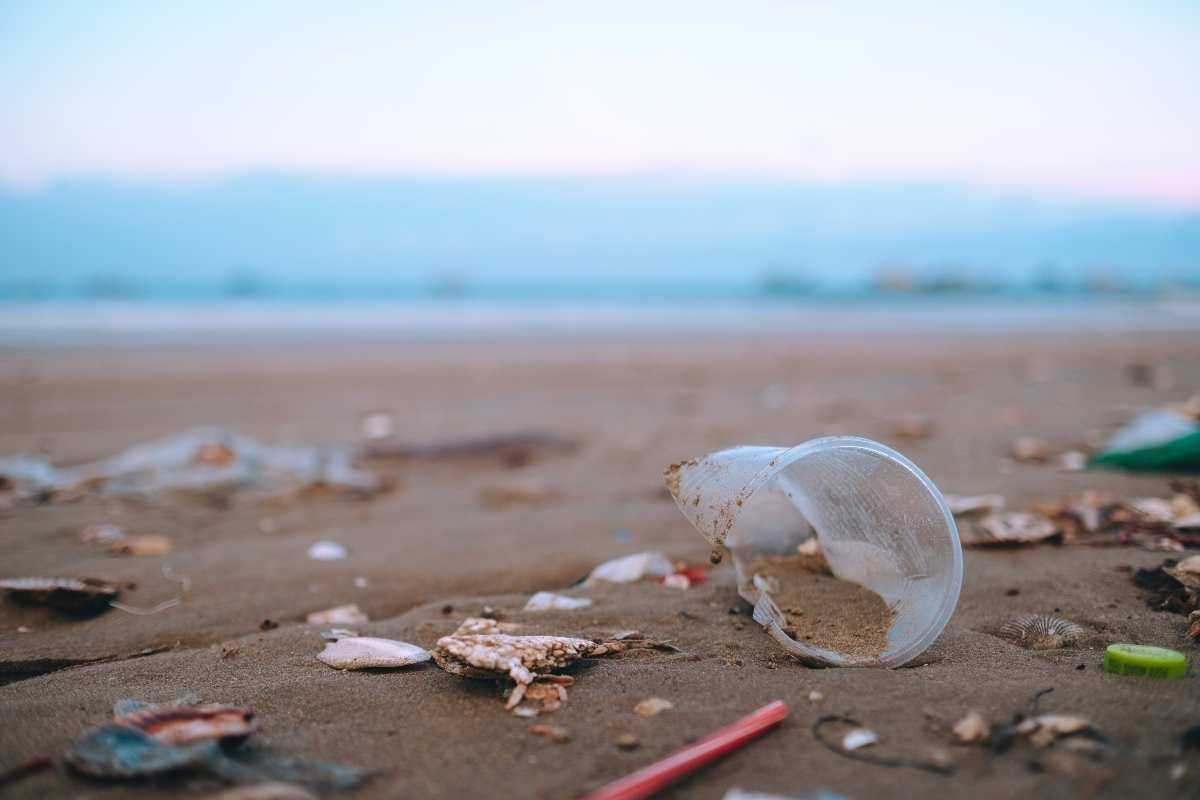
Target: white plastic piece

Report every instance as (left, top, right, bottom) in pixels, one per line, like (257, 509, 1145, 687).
(666, 437, 962, 668)
(584, 552, 674, 584)
(523, 592, 593, 611)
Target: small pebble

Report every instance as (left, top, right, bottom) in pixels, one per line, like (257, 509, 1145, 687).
(616, 733, 640, 751)
(259, 619, 278, 631)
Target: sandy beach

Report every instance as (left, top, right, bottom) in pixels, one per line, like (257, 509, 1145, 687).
(2, 330, 1199, 799)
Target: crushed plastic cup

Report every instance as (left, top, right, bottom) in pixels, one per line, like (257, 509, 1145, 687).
(665, 436, 962, 667)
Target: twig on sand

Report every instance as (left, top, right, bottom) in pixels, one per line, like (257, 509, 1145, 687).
(812, 715, 955, 776)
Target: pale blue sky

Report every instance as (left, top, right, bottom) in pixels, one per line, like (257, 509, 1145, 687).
(2, 1, 1199, 205)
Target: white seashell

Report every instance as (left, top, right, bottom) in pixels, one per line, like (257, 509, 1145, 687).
(1130, 497, 1177, 523)
(307, 540, 347, 561)
(634, 697, 673, 717)
(584, 552, 674, 584)
(306, 603, 368, 626)
(524, 592, 593, 612)
(999, 614, 1084, 650)
(317, 637, 430, 670)
(953, 711, 991, 743)
(320, 628, 359, 641)
(842, 728, 878, 750)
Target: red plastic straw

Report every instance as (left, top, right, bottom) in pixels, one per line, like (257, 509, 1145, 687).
(581, 700, 789, 800)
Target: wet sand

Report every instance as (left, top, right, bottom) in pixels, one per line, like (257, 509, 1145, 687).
(1, 331, 1199, 798)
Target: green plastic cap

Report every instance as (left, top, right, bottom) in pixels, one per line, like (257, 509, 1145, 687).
(1103, 644, 1188, 679)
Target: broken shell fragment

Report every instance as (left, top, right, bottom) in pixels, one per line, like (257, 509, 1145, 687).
(524, 592, 593, 612)
(306, 604, 369, 626)
(115, 703, 258, 745)
(0, 576, 120, 613)
(307, 541, 348, 561)
(999, 615, 1085, 650)
(317, 637, 431, 670)
(64, 724, 214, 778)
(952, 711, 991, 743)
(842, 728, 879, 751)
(1011, 436, 1055, 463)
(1165, 554, 1200, 591)
(943, 494, 1005, 517)
(211, 783, 319, 800)
(1016, 714, 1096, 748)
(529, 724, 570, 743)
(634, 697, 674, 717)
(962, 512, 1058, 547)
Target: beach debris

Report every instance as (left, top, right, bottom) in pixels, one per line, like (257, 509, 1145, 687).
(0, 576, 120, 614)
(306, 603, 368, 626)
(952, 712, 991, 744)
(1133, 559, 1198, 614)
(797, 537, 821, 557)
(1016, 714, 1097, 748)
(524, 592, 593, 612)
(115, 701, 258, 745)
(319, 628, 359, 641)
(811, 715, 953, 776)
(509, 676, 574, 715)
(842, 728, 878, 751)
(960, 512, 1058, 547)
(1011, 436, 1055, 463)
(634, 698, 673, 717)
(359, 430, 578, 468)
(0, 427, 386, 504)
(585, 701, 788, 800)
(1165, 555, 1200, 590)
(584, 552, 674, 585)
(317, 637, 431, 670)
(359, 412, 395, 441)
(307, 540, 347, 561)
(943, 494, 1005, 517)
(662, 574, 691, 590)
(432, 617, 626, 712)
(615, 733, 641, 751)
(1188, 610, 1200, 640)
(0, 755, 53, 789)
(81, 523, 174, 556)
(890, 415, 933, 441)
(1090, 399, 1200, 473)
(1102, 643, 1188, 679)
(999, 615, 1085, 650)
(808, 690, 824, 703)
(1059, 451, 1087, 472)
(354, 575, 369, 589)
(211, 783, 318, 800)
(65, 724, 216, 778)
(529, 724, 570, 743)
(479, 479, 560, 509)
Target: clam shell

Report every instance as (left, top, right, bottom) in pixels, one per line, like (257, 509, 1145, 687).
(999, 614, 1084, 650)
(115, 703, 258, 745)
(317, 637, 431, 670)
(0, 576, 119, 612)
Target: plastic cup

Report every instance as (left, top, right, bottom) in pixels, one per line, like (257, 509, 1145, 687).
(666, 436, 962, 667)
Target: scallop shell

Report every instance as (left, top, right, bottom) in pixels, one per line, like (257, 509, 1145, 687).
(0, 576, 119, 613)
(115, 703, 258, 745)
(999, 614, 1084, 650)
(317, 637, 431, 670)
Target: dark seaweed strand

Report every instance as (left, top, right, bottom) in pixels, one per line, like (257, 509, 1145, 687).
(811, 715, 955, 776)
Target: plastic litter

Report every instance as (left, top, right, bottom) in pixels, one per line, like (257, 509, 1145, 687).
(524, 592, 593, 612)
(584, 552, 674, 585)
(1090, 403, 1200, 473)
(664, 437, 961, 667)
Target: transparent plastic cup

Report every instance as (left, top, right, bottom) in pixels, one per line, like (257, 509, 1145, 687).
(665, 436, 962, 667)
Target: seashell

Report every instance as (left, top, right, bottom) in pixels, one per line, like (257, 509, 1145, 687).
(962, 512, 1058, 547)
(943, 494, 1005, 517)
(359, 412, 395, 441)
(842, 728, 878, 751)
(211, 783, 318, 800)
(1015, 714, 1095, 748)
(115, 703, 258, 745)
(1129, 497, 1178, 524)
(1165, 555, 1200, 591)
(634, 697, 673, 717)
(0, 576, 120, 613)
(952, 711, 991, 743)
(64, 724, 213, 778)
(320, 627, 359, 641)
(524, 592, 593, 612)
(317, 637, 431, 670)
(306, 604, 369, 626)
(529, 724, 570, 743)
(1011, 436, 1055, 463)
(999, 614, 1085, 650)
(307, 541, 347, 561)
(584, 552, 674, 585)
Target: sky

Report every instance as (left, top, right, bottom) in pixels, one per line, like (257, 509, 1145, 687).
(2, 1, 1199, 206)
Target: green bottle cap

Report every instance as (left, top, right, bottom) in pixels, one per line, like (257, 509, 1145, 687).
(1103, 644, 1187, 679)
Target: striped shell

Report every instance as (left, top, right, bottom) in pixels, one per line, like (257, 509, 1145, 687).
(114, 703, 258, 745)
(0, 576, 119, 612)
(999, 614, 1084, 650)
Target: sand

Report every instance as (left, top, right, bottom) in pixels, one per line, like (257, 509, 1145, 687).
(1, 331, 1199, 798)
(746, 553, 892, 659)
